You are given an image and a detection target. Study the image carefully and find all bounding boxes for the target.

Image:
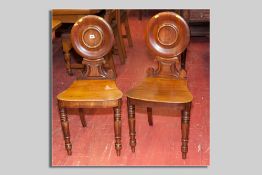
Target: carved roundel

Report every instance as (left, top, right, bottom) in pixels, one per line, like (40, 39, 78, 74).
(71, 15, 114, 59)
(146, 12, 190, 58)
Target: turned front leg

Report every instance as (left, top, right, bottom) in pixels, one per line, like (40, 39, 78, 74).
(127, 98, 136, 152)
(113, 100, 122, 156)
(59, 107, 72, 155)
(181, 102, 191, 159)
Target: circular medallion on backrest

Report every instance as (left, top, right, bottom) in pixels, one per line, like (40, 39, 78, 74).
(146, 12, 190, 58)
(71, 15, 114, 59)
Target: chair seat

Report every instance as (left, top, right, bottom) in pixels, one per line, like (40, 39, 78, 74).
(126, 77, 193, 103)
(57, 80, 123, 102)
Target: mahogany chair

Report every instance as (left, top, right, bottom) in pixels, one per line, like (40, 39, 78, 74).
(126, 12, 193, 159)
(57, 15, 123, 156)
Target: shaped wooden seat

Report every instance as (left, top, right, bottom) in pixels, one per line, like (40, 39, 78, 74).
(126, 77, 192, 104)
(126, 12, 193, 159)
(57, 80, 122, 103)
(57, 15, 122, 156)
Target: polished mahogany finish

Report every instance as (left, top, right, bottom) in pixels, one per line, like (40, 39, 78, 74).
(146, 12, 190, 58)
(71, 15, 114, 60)
(127, 12, 193, 159)
(70, 15, 115, 79)
(57, 15, 123, 156)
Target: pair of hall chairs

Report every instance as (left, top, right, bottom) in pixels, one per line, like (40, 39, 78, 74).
(56, 12, 193, 159)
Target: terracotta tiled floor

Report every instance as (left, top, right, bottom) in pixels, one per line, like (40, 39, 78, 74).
(52, 14, 210, 166)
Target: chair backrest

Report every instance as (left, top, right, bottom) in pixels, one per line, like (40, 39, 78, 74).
(71, 15, 115, 79)
(145, 12, 190, 79)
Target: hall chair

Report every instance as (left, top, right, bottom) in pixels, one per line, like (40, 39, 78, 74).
(126, 12, 193, 159)
(57, 15, 123, 156)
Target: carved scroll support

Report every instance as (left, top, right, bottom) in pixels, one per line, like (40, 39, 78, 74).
(147, 56, 186, 78)
(80, 57, 115, 79)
